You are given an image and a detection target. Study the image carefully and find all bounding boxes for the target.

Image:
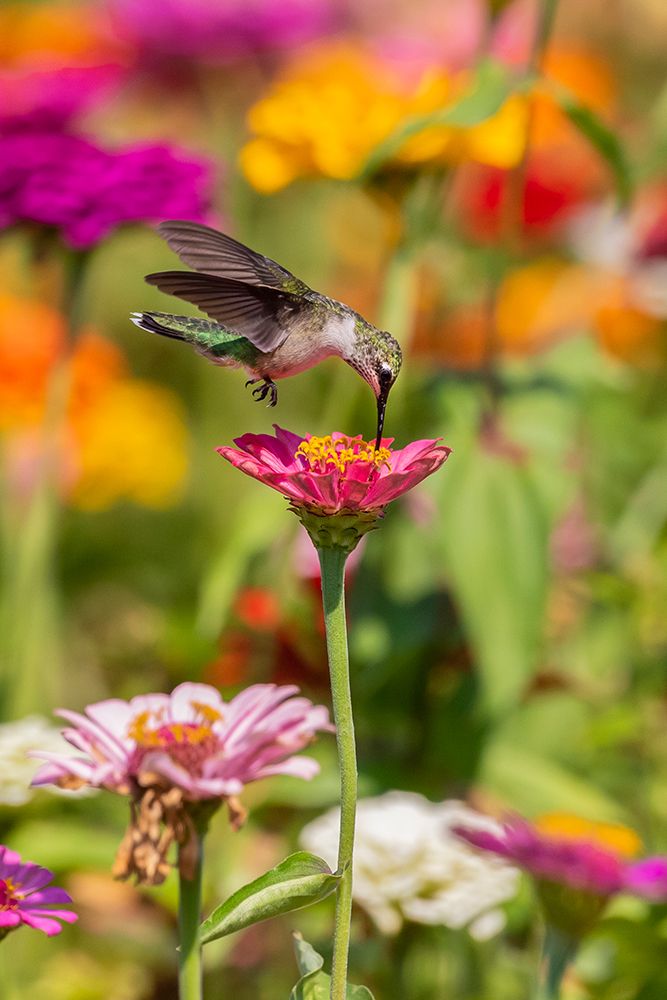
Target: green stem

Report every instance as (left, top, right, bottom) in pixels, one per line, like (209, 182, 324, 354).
(317, 545, 357, 1000)
(536, 925, 577, 1000)
(178, 840, 204, 1000)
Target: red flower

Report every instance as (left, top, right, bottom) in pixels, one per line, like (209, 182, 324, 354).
(216, 426, 450, 515)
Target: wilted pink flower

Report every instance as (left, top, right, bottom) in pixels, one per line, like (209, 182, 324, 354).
(33, 681, 331, 798)
(33, 682, 331, 884)
(108, 0, 337, 64)
(217, 426, 450, 516)
(455, 814, 667, 902)
(0, 845, 77, 938)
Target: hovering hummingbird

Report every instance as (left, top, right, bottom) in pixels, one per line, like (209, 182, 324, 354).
(130, 221, 402, 449)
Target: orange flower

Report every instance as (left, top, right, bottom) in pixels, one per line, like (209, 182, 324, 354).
(0, 295, 190, 510)
(67, 331, 127, 418)
(0, 2, 116, 68)
(593, 277, 665, 367)
(0, 294, 65, 431)
(413, 260, 612, 369)
(495, 259, 597, 352)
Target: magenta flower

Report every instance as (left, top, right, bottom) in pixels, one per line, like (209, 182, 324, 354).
(217, 427, 451, 516)
(0, 122, 213, 249)
(0, 845, 77, 938)
(455, 814, 667, 925)
(109, 0, 337, 63)
(32, 682, 332, 884)
(0, 65, 124, 131)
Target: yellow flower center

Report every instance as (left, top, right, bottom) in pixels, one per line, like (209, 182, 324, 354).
(296, 435, 391, 474)
(127, 703, 223, 749)
(535, 812, 642, 858)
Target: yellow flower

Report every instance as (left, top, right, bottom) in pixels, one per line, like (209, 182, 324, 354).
(240, 42, 527, 193)
(69, 380, 189, 511)
(535, 813, 642, 859)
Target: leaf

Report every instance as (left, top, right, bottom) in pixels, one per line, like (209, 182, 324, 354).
(479, 740, 626, 821)
(200, 853, 339, 945)
(552, 87, 633, 206)
(290, 935, 376, 1000)
(435, 440, 550, 715)
(362, 59, 513, 178)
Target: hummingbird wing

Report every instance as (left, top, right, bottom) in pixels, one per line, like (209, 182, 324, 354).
(156, 220, 310, 294)
(144, 270, 300, 352)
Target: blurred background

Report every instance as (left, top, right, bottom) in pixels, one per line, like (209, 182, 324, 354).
(1, 0, 667, 996)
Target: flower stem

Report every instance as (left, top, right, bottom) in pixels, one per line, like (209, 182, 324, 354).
(317, 544, 357, 1000)
(178, 840, 203, 1000)
(536, 925, 577, 1000)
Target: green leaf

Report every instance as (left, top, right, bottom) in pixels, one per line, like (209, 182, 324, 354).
(290, 935, 375, 999)
(552, 87, 633, 206)
(435, 440, 550, 715)
(362, 59, 512, 178)
(199, 853, 339, 945)
(479, 740, 625, 821)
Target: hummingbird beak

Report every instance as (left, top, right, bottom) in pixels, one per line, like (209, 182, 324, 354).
(375, 389, 389, 451)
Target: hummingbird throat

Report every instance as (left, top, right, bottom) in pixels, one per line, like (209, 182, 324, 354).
(295, 435, 391, 475)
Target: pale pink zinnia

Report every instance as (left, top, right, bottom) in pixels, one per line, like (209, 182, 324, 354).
(216, 426, 451, 515)
(32, 682, 332, 884)
(0, 845, 77, 938)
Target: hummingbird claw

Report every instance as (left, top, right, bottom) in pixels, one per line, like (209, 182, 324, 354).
(248, 376, 278, 407)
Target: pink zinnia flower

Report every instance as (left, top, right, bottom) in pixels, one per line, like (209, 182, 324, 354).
(217, 426, 450, 516)
(455, 813, 667, 933)
(108, 0, 337, 64)
(0, 845, 77, 938)
(33, 682, 332, 884)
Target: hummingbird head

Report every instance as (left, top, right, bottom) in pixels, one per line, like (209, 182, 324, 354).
(348, 326, 402, 450)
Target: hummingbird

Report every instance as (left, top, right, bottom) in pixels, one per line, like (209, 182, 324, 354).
(130, 220, 402, 448)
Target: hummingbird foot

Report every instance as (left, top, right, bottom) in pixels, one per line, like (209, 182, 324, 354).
(246, 376, 278, 407)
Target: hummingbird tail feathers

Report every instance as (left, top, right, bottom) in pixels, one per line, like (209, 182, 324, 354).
(130, 311, 186, 342)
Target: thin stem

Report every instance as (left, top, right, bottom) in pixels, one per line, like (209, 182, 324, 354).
(317, 545, 357, 1000)
(178, 840, 204, 1000)
(535, 925, 577, 1000)
(484, 0, 561, 412)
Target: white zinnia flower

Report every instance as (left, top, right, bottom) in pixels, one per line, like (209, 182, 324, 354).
(299, 791, 519, 938)
(0, 716, 90, 805)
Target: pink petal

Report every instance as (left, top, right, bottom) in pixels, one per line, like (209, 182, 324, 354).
(18, 911, 72, 936)
(56, 708, 129, 764)
(84, 699, 136, 746)
(12, 864, 53, 893)
(139, 752, 197, 795)
(390, 439, 449, 472)
(25, 887, 73, 906)
(168, 682, 225, 722)
(222, 684, 300, 747)
(127, 692, 171, 721)
(0, 911, 21, 929)
(255, 756, 321, 780)
(31, 755, 102, 788)
(272, 425, 306, 454)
